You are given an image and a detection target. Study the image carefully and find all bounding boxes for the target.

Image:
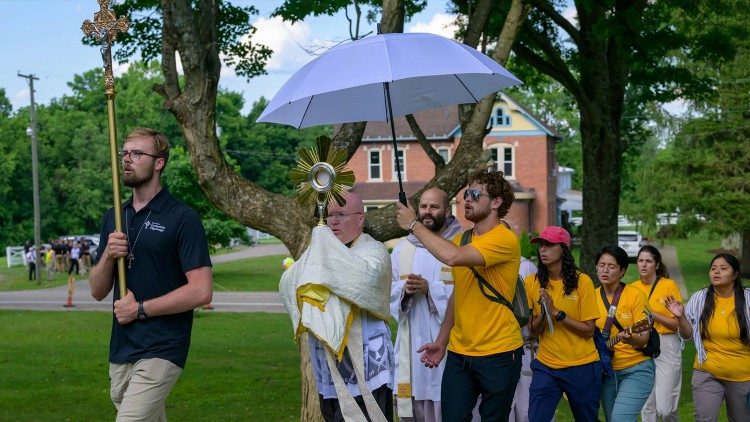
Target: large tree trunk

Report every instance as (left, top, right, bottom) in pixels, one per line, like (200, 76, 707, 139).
(579, 113, 623, 275)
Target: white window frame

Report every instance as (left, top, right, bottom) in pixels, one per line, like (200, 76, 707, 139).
(368, 148, 382, 181)
(489, 143, 515, 178)
(392, 148, 407, 181)
(437, 146, 451, 163)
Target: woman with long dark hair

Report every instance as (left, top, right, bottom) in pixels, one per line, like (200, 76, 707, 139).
(595, 246, 655, 422)
(630, 245, 682, 422)
(526, 226, 602, 421)
(667, 253, 750, 421)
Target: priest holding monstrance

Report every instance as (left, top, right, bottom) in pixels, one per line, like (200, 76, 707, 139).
(280, 137, 394, 421)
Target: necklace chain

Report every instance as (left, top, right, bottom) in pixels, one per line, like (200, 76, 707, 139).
(125, 209, 152, 269)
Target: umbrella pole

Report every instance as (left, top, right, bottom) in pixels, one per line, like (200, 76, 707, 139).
(384, 82, 407, 205)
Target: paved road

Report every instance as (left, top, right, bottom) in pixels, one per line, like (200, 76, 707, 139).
(0, 244, 289, 313)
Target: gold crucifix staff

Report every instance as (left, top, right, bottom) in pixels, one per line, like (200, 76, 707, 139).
(82, 0, 129, 299)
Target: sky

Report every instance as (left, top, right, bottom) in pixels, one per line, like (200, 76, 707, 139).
(0, 0, 460, 115)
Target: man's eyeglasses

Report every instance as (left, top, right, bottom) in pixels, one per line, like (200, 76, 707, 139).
(463, 189, 490, 201)
(118, 149, 161, 162)
(325, 212, 362, 223)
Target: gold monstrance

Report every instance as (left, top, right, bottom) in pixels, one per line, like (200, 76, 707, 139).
(290, 136, 355, 225)
(82, 0, 129, 299)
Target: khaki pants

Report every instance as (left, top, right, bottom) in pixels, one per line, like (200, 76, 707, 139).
(109, 358, 182, 422)
(642, 333, 682, 422)
(692, 369, 750, 422)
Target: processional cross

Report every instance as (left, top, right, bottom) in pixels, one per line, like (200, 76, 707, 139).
(82, 0, 130, 298)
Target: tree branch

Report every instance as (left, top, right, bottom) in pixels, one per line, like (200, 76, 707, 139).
(529, 0, 582, 47)
(514, 26, 587, 108)
(405, 114, 445, 170)
(463, 0, 493, 48)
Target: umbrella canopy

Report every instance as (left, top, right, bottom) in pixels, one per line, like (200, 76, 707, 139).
(257, 31, 522, 204)
(257, 32, 522, 128)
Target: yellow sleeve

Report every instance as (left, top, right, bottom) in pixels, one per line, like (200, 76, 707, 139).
(576, 273, 600, 321)
(525, 274, 540, 313)
(471, 228, 518, 267)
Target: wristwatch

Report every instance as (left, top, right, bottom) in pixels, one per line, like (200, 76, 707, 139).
(137, 301, 148, 320)
(555, 310, 567, 321)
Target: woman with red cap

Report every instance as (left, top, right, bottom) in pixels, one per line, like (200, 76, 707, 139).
(526, 226, 602, 421)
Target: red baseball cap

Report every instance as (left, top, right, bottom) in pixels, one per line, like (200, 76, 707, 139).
(530, 226, 571, 248)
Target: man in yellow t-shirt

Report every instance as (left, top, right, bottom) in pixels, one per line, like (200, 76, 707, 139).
(396, 169, 522, 421)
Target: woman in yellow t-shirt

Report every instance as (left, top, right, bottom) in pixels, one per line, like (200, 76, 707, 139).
(629, 245, 682, 422)
(668, 253, 750, 422)
(595, 246, 654, 422)
(526, 226, 601, 421)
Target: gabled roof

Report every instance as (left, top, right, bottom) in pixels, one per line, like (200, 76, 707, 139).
(501, 93, 563, 140)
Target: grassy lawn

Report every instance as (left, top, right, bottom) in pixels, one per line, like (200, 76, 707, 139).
(0, 310, 300, 421)
(0, 254, 287, 292)
(211, 255, 286, 292)
(0, 231, 735, 420)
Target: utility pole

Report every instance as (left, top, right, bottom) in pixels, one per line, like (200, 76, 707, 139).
(18, 72, 42, 284)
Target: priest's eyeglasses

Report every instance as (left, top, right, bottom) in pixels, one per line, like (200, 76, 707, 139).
(118, 149, 161, 162)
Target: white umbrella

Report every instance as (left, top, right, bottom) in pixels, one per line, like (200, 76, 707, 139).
(257, 31, 522, 203)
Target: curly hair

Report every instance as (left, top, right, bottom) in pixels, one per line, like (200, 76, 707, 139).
(468, 169, 515, 218)
(536, 244, 580, 295)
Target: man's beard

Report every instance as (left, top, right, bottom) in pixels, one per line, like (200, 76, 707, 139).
(418, 212, 446, 232)
(465, 204, 491, 223)
(123, 167, 155, 188)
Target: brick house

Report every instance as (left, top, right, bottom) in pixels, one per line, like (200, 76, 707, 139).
(343, 92, 562, 235)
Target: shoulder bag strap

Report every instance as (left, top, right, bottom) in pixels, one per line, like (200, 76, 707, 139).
(648, 277, 661, 299)
(600, 282, 625, 337)
(460, 229, 514, 312)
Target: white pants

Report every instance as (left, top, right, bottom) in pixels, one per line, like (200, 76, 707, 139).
(109, 358, 182, 422)
(641, 333, 681, 422)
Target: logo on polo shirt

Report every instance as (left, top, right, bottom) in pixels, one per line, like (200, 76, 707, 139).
(145, 220, 166, 232)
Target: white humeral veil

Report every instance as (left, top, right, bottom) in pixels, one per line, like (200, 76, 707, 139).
(280, 225, 391, 421)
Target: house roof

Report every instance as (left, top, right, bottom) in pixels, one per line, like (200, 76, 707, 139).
(358, 106, 460, 141)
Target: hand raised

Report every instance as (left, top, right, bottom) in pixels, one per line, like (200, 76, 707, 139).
(665, 296, 684, 318)
(396, 202, 417, 231)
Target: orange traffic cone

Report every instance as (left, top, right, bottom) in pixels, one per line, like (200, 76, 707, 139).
(63, 275, 76, 308)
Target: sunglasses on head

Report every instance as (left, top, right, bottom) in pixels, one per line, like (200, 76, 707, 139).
(463, 189, 489, 201)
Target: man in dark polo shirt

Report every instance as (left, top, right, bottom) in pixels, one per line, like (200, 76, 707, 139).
(90, 127, 213, 420)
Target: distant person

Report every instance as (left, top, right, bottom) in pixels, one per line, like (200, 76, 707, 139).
(390, 187, 462, 421)
(80, 239, 92, 273)
(45, 245, 55, 281)
(68, 242, 81, 276)
(630, 245, 683, 422)
(25, 247, 36, 281)
(595, 246, 654, 422)
(90, 127, 213, 420)
(668, 253, 750, 422)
